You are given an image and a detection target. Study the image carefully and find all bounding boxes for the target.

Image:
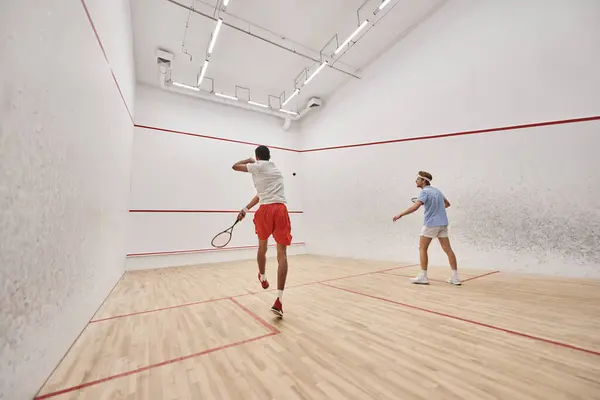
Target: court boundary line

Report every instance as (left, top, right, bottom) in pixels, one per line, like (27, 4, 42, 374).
(126, 241, 306, 257)
(89, 264, 418, 323)
(35, 298, 279, 399)
(319, 282, 600, 357)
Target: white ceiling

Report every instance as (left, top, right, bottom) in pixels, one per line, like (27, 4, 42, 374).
(131, 0, 446, 112)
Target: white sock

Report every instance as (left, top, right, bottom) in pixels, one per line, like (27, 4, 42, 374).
(260, 273, 266, 282)
(277, 290, 283, 302)
(420, 270, 428, 278)
(452, 270, 458, 279)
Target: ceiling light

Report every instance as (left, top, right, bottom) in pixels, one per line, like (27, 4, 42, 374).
(223, 0, 230, 6)
(207, 19, 223, 55)
(334, 20, 369, 54)
(379, 0, 392, 10)
(305, 61, 328, 85)
(172, 82, 200, 91)
(281, 88, 300, 107)
(248, 100, 269, 108)
(215, 92, 238, 100)
(279, 109, 298, 116)
(197, 60, 209, 86)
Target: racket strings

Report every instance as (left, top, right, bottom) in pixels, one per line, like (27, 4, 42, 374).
(211, 231, 232, 248)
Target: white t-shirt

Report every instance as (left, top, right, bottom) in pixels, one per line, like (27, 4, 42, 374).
(246, 160, 287, 205)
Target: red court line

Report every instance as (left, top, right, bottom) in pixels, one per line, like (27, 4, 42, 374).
(320, 283, 600, 357)
(377, 271, 445, 283)
(34, 331, 277, 399)
(229, 298, 280, 334)
(129, 209, 303, 214)
(293, 264, 420, 287)
(39, 299, 280, 399)
(135, 116, 599, 154)
(300, 115, 600, 153)
(462, 270, 500, 282)
(126, 242, 306, 257)
(90, 296, 229, 323)
(135, 124, 299, 152)
(90, 263, 418, 323)
(80, 0, 133, 123)
(378, 270, 500, 284)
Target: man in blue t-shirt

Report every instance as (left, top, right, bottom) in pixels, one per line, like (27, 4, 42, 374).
(393, 171, 460, 285)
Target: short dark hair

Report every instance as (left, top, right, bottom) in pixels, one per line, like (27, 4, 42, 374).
(255, 145, 270, 161)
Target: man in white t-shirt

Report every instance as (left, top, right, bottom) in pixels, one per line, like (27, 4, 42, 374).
(232, 145, 291, 317)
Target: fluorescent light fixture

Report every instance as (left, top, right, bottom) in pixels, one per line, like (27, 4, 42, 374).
(215, 92, 238, 100)
(248, 100, 269, 108)
(197, 60, 209, 85)
(305, 61, 328, 85)
(334, 20, 369, 54)
(281, 88, 300, 107)
(223, 0, 230, 6)
(279, 109, 298, 116)
(207, 19, 223, 55)
(379, 0, 392, 10)
(172, 82, 200, 91)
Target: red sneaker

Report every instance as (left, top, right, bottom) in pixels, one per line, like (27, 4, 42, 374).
(258, 273, 269, 289)
(271, 298, 283, 318)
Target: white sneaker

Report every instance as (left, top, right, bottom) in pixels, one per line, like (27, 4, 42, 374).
(446, 277, 461, 285)
(410, 275, 429, 285)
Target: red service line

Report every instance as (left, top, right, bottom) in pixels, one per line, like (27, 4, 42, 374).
(320, 282, 600, 357)
(90, 263, 418, 323)
(90, 296, 229, 323)
(128, 209, 304, 214)
(462, 270, 500, 282)
(378, 269, 500, 283)
(126, 242, 306, 257)
(35, 298, 279, 399)
(378, 270, 445, 283)
(229, 298, 280, 334)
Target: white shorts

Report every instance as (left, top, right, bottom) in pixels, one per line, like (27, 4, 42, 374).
(420, 225, 449, 238)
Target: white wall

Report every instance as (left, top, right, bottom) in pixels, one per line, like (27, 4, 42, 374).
(0, 0, 135, 398)
(85, 0, 137, 114)
(127, 85, 305, 270)
(299, 0, 600, 277)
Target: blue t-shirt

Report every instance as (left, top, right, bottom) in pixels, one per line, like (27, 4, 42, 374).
(417, 186, 448, 227)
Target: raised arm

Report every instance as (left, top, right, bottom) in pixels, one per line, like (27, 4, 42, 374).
(232, 157, 255, 172)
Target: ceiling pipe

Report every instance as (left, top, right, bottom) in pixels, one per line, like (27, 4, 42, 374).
(166, 0, 361, 80)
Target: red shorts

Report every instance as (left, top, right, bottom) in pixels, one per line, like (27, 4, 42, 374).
(253, 203, 292, 246)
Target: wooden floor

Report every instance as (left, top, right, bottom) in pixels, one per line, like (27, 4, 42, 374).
(36, 255, 600, 399)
